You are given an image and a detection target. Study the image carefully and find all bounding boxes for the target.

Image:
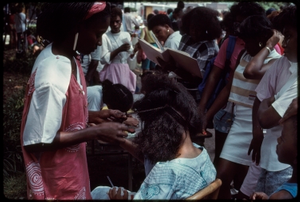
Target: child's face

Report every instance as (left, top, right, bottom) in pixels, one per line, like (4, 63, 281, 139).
(282, 26, 297, 62)
(276, 118, 297, 165)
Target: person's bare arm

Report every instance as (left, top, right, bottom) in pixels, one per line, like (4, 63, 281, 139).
(24, 121, 133, 153)
(279, 97, 298, 124)
(243, 29, 282, 80)
(110, 43, 131, 61)
(258, 96, 281, 129)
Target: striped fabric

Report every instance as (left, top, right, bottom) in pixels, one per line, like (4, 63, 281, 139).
(228, 50, 281, 108)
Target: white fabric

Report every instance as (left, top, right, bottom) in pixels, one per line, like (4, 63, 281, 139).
(255, 56, 297, 171)
(220, 50, 281, 165)
(164, 31, 182, 50)
(228, 50, 281, 108)
(100, 31, 133, 65)
(23, 43, 75, 145)
(14, 12, 26, 33)
(81, 54, 91, 76)
(220, 104, 253, 166)
(87, 85, 103, 111)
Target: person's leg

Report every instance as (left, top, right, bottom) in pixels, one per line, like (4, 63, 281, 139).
(237, 162, 262, 199)
(217, 158, 249, 199)
(213, 130, 228, 168)
(16, 32, 21, 51)
(216, 158, 236, 199)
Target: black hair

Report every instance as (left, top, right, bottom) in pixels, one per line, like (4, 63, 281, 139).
(173, 7, 182, 15)
(133, 73, 203, 163)
(111, 6, 123, 21)
(102, 80, 133, 112)
(146, 13, 155, 24)
(273, 5, 297, 33)
(167, 8, 173, 15)
(238, 15, 273, 43)
(220, 12, 234, 35)
(266, 7, 276, 16)
(124, 7, 130, 13)
(148, 14, 172, 31)
(180, 6, 222, 41)
(177, 0, 185, 9)
(229, 2, 265, 20)
(36, 2, 111, 44)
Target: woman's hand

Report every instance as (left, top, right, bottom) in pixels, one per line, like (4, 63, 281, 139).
(118, 43, 131, 52)
(89, 109, 127, 124)
(92, 122, 135, 145)
(266, 29, 283, 49)
(251, 192, 269, 200)
(123, 116, 139, 128)
(108, 186, 129, 200)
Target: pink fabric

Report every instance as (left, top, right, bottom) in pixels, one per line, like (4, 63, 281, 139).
(85, 2, 106, 20)
(99, 63, 137, 93)
(20, 58, 91, 200)
(136, 49, 147, 64)
(274, 44, 283, 55)
(214, 37, 245, 71)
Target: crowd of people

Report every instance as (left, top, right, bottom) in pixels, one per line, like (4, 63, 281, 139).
(17, 1, 297, 200)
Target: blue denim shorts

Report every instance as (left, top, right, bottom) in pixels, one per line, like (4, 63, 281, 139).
(213, 108, 235, 133)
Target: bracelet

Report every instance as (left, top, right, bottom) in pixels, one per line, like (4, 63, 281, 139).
(265, 46, 272, 54)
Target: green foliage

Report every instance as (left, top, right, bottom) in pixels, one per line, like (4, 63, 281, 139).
(3, 172, 27, 200)
(3, 53, 35, 75)
(3, 87, 25, 177)
(129, 6, 137, 12)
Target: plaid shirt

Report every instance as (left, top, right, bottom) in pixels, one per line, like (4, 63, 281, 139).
(179, 34, 219, 76)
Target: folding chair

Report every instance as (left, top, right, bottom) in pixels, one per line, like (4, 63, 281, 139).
(186, 178, 222, 200)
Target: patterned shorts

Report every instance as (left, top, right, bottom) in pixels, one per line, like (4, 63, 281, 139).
(255, 166, 293, 196)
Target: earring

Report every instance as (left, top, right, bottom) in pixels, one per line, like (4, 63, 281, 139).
(167, 29, 169, 33)
(73, 32, 79, 51)
(259, 42, 262, 47)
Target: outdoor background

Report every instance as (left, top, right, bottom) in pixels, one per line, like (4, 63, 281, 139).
(3, 1, 289, 199)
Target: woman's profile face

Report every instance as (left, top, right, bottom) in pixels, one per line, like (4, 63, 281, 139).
(78, 17, 110, 55)
(152, 24, 171, 43)
(282, 26, 297, 62)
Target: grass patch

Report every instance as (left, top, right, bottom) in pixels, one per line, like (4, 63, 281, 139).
(3, 172, 27, 200)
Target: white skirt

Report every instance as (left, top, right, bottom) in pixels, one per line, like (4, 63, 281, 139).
(219, 104, 253, 166)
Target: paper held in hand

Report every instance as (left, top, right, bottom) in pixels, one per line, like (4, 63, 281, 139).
(138, 38, 202, 78)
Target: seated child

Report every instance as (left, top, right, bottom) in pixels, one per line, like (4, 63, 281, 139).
(250, 113, 297, 200)
(87, 79, 138, 127)
(91, 72, 216, 200)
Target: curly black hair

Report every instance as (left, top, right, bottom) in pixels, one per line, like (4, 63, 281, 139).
(133, 73, 203, 164)
(180, 6, 222, 41)
(147, 14, 172, 31)
(229, 2, 265, 20)
(273, 5, 297, 32)
(37, 2, 111, 43)
(111, 6, 123, 21)
(238, 15, 273, 43)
